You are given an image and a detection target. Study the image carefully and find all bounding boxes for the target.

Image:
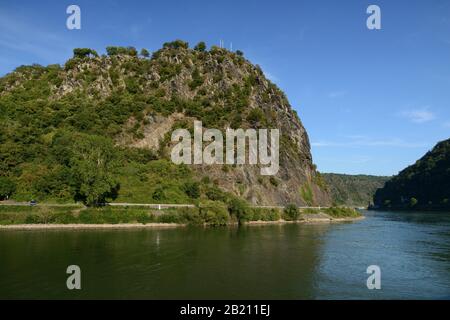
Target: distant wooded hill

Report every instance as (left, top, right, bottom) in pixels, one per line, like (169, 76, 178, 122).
(322, 173, 389, 207)
(374, 138, 450, 210)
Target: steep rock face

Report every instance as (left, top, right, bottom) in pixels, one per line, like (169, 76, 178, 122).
(374, 138, 450, 210)
(0, 41, 331, 206)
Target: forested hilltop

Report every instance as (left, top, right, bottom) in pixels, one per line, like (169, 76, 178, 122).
(321, 173, 389, 207)
(373, 138, 450, 211)
(0, 41, 330, 206)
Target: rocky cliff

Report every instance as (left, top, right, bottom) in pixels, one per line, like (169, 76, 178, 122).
(0, 41, 331, 206)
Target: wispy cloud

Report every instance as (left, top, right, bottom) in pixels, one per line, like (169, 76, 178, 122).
(399, 107, 435, 123)
(0, 10, 68, 63)
(312, 135, 428, 148)
(328, 90, 346, 98)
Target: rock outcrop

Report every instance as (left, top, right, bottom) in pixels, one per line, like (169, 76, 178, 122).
(0, 41, 331, 206)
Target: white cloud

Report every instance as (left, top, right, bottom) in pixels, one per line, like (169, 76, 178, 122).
(328, 90, 346, 98)
(0, 10, 67, 62)
(399, 107, 435, 123)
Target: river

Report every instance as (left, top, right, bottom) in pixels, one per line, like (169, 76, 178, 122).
(0, 210, 449, 299)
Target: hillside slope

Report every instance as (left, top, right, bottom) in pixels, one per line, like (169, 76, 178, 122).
(0, 41, 331, 206)
(322, 173, 389, 207)
(373, 138, 450, 210)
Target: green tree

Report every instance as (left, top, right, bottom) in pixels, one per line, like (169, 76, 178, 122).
(236, 50, 244, 56)
(163, 40, 189, 49)
(140, 48, 150, 58)
(284, 204, 300, 221)
(194, 41, 206, 52)
(106, 46, 119, 56)
(127, 46, 138, 56)
(205, 186, 227, 202)
(246, 108, 265, 126)
(183, 181, 200, 199)
(199, 200, 230, 226)
(227, 197, 249, 224)
(70, 134, 119, 206)
(106, 46, 137, 56)
(73, 48, 98, 58)
(0, 177, 16, 200)
(152, 186, 165, 201)
(410, 197, 418, 207)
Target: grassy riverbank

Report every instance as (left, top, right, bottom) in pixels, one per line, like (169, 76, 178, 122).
(0, 204, 362, 227)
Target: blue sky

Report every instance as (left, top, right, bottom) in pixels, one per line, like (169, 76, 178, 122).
(1, 0, 449, 176)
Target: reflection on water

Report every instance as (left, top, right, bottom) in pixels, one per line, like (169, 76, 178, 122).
(0, 210, 449, 299)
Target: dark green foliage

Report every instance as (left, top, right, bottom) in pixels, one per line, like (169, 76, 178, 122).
(246, 108, 265, 127)
(198, 200, 230, 226)
(0, 206, 81, 225)
(140, 48, 150, 58)
(73, 48, 99, 58)
(247, 208, 281, 222)
(374, 139, 450, 210)
(324, 207, 360, 218)
(284, 203, 300, 221)
(0, 205, 230, 226)
(269, 176, 279, 187)
(157, 61, 182, 82)
(194, 41, 206, 52)
(163, 40, 189, 50)
(189, 68, 204, 90)
(0, 177, 16, 200)
(236, 50, 244, 56)
(152, 186, 165, 201)
(183, 181, 200, 199)
(227, 197, 249, 224)
(70, 134, 120, 206)
(205, 185, 228, 202)
(106, 46, 138, 56)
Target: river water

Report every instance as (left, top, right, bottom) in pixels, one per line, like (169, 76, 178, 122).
(0, 210, 449, 299)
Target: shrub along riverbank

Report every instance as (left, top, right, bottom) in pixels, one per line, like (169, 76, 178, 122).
(0, 203, 362, 226)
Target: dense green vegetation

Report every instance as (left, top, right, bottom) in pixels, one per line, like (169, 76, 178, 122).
(322, 173, 389, 207)
(0, 204, 234, 226)
(0, 205, 275, 226)
(0, 205, 360, 226)
(373, 138, 450, 211)
(0, 176, 16, 200)
(284, 204, 300, 221)
(323, 207, 361, 218)
(0, 205, 196, 225)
